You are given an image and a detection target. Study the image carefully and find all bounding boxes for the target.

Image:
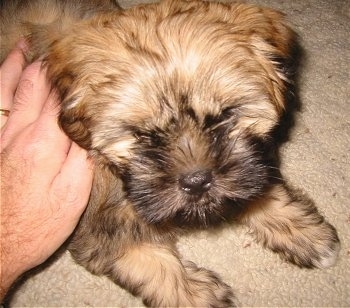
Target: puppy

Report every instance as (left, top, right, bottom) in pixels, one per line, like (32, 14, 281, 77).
(1, 0, 340, 306)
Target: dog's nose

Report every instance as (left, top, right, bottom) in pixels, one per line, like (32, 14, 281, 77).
(179, 170, 213, 195)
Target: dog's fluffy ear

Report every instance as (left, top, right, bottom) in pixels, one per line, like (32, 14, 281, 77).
(29, 19, 112, 149)
(207, 2, 299, 137)
(155, 0, 298, 137)
(7, 0, 122, 149)
(29, 27, 94, 148)
(227, 4, 298, 113)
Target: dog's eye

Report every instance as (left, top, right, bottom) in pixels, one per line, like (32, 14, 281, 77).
(203, 114, 217, 130)
(220, 107, 237, 121)
(133, 130, 146, 141)
(203, 107, 237, 130)
(134, 129, 167, 147)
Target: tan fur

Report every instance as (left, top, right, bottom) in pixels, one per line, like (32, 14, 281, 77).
(114, 245, 233, 306)
(239, 184, 340, 269)
(1, 0, 339, 306)
(0, 0, 120, 61)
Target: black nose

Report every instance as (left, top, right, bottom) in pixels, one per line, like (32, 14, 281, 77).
(179, 170, 213, 195)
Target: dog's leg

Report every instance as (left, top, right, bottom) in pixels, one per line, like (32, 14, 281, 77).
(239, 184, 340, 268)
(111, 243, 235, 307)
(72, 236, 235, 306)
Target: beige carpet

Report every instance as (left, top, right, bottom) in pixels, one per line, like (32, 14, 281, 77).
(8, 0, 350, 306)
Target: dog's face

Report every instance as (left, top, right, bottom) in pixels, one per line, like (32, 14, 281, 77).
(38, 0, 295, 227)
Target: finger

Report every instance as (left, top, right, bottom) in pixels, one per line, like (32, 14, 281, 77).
(0, 40, 28, 128)
(1, 90, 69, 169)
(51, 143, 94, 215)
(41, 144, 93, 254)
(37, 89, 70, 160)
(40, 87, 61, 117)
(31, 91, 72, 175)
(11, 62, 51, 120)
(1, 62, 51, 142)
(0, 39, 28, 110)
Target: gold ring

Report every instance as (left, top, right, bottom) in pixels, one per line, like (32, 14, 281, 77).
(0, 109, 10, 117)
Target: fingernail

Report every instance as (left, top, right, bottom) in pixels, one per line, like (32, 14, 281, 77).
(16, 38, 29, 53)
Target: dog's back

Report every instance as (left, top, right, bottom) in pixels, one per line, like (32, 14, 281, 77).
(0, 0, 119, 61)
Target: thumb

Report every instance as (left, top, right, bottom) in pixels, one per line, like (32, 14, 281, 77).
(51, 143, 94, 221)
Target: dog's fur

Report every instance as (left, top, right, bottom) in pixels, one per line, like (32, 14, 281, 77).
(1, 0, 340, 306)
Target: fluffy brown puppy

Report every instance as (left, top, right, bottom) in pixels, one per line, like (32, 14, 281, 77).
(1, 0, 340, 306)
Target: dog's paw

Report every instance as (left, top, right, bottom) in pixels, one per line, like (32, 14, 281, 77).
(298, 221, 340, 269)
(243, 184, 340, 270)
(181, 261, 237, 307)
(273, 219, 340, 269)
(113, 244, 236, 307)
(142, 260, 236, 307)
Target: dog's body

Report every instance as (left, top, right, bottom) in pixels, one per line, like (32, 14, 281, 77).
(1, 0, 340, 306)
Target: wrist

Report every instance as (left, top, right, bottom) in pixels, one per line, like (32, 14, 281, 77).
(0, 248, 28, 301)
(0, 268, 19, 301)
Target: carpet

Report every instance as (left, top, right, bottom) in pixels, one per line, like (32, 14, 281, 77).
(8, 0, 350, 306)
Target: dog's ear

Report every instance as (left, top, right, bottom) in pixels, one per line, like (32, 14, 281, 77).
(161, 1, 298, 137)
(21, 1, 121, 150)
(213, 3, 299, 137)
(227, 4, 298, 114)
(29, 22, 106, 150)
(36, 33, 94, 149)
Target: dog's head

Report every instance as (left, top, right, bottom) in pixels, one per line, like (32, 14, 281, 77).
(38, 0, 296, 227)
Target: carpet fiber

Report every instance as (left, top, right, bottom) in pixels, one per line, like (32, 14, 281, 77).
(8, 0, 350, 306)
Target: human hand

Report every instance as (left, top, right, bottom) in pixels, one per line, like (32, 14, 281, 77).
(0, 42, 94, 299)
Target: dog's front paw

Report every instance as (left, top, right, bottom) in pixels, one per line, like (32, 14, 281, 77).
(283, 220, 340, 269)
(242, 184, 340, 269)
(316, 228, 340, 269)
(267, 194, 341, 269)
(182, 261, 237, 307)
(113, 244, 236, 307)
(142, 260, 236, 307)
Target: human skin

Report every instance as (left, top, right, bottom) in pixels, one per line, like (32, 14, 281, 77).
(0, 41, 94, 300)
